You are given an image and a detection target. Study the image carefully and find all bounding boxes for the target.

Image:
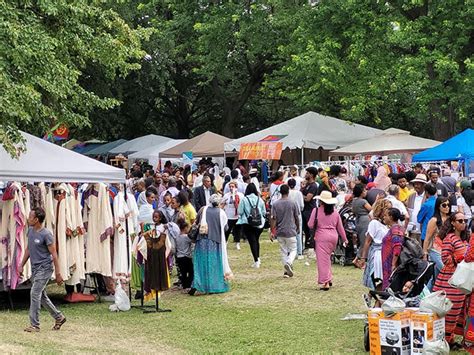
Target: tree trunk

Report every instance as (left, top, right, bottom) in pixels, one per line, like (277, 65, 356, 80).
(221, 102, 240, 138)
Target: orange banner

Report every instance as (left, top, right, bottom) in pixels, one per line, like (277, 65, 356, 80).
(238, 142, 283, 160)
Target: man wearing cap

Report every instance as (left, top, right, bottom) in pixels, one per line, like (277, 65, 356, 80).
(406, 174, 428, 242)
(366, 182, 386, 206)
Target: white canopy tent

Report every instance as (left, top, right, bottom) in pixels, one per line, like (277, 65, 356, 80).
(109, 134, 171, 155)
(329, 128, 440, 156)
(128, 139, 187, 167)
(0, 132, 125, 183)
(224, 111, 382, 164)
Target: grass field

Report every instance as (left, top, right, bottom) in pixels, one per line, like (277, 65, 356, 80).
(0, 236, 455, 353)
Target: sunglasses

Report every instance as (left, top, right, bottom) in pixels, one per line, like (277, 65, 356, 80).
(440, 203, 450, 208)
(455, 219, 468, 224)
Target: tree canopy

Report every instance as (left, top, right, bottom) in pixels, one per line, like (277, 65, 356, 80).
(2, 0, 473, 154)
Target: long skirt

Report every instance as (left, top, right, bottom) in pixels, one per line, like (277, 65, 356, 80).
(192, 238, 229, 294)
(434, 267, 467, 343)
(314, 231, 338, 285)
(362, 244, 382, 289)
(464, 294, 474, 352)
(131, 258, 144, 290)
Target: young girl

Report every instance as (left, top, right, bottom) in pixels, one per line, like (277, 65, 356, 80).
(381, 208, 406, 289)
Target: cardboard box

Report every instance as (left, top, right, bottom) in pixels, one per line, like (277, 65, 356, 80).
(368, 308, 411, 355)
(410, 311, 445, 355)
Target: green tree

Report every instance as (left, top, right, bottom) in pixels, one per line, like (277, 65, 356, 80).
(0, 0, 145, 156)
(269, 0, 474, 140)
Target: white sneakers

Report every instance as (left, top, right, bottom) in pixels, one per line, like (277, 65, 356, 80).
(297, 255, 304, 260)
(251, 259, 261, 268)
(236, 242, 241, 250)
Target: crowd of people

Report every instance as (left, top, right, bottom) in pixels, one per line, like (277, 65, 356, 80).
(19, 155, 474, 349)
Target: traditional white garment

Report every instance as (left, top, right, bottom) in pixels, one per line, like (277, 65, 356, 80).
(39, 183, 55, 233)
(0, 182, 27, 289)
(20, 187, 31, 280)
(113, 191, 139, 281)
(52, 183, 71, 281)
(84, 183, 113, 276)
(65, 184, 85, 286)
(137, 203, 154, 224)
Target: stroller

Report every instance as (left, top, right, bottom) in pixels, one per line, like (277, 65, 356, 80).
(363, 257, 435, 351)
(333, 198, 357, 266)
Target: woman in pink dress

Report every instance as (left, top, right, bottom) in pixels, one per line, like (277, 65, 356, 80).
(308, 191, 348, 290)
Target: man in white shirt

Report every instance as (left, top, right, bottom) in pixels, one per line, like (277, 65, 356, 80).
(406, 174, 428, 243)
(285, 166, 304, 191)
(223, 169, 247, 194)
(385, 184, 409, 229)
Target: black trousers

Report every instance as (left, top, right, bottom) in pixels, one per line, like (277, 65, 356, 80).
(242, 224, 263, 262)
(225, 219, 241, 242)
(302, 210, 314, 249)
(176, 256, 194, 289)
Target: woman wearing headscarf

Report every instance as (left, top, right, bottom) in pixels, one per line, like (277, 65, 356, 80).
(374, 166, 391, 192)
(189, 194, 232, 295)
(317, 170, 336, 197)
(308, 191, 348, 290)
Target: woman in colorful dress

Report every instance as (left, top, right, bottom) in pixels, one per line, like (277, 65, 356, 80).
(308, 191, 348, 291)
(422, 196, 451, 290)
(189, 194, 232, 295)
(433, 212, 469, 348)
(381, 208, 406, 290)
(463, 221, 474, 353)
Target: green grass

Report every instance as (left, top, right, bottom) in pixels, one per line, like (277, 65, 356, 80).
(0, 236, 433, 353)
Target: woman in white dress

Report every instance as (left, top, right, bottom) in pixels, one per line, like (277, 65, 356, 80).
(359, 199, 392, 290)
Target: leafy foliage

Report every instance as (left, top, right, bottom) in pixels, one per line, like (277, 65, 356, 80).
(0, 0, 145, 156)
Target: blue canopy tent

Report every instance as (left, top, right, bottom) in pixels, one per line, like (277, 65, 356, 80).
(412, 129, 474, 175)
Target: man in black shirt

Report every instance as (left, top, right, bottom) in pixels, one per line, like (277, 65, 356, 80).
(301, 167, 319, 249)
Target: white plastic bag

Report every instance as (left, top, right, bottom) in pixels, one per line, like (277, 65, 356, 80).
(449, 260, 474, 294)
(423, 339, 450, 355)
(109, 281, 130, 312)
(419, 290, 452, 317)
(382, 295, 405, 317)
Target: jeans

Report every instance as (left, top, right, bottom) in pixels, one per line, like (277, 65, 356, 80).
(277, 237, 297, 266)
(29, 264, 63, 327)
(242, 224, 263, 262)
(427, 250, 443, 291)
(302, 210, 314, 249)
(296, 214, 303, 256)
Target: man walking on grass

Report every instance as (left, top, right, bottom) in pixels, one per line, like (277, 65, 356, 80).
(20, 207, 66, 332)
(270, 184, 300, 278)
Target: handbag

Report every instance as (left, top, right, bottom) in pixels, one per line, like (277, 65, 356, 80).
(419, 290, 453, 317)
(448, 260, 474, 294)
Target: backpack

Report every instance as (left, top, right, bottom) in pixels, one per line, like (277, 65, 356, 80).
(246, 196, 262, 227)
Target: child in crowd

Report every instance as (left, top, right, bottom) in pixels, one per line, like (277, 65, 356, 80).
(169, 218, 194, 290)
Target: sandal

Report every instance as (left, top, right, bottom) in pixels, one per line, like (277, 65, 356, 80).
(24, 325, 40, 332)
(52, 316, 67, 330)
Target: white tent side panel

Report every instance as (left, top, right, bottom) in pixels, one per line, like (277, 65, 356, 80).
(0, 132, 125, 183)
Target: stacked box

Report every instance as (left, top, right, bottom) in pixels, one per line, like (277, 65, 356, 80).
(369, 308, 411, 355)
(368, 308, 445, 355)
(410, 311, 445, 355)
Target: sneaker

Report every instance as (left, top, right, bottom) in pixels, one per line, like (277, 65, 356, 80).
(283, 272, 290, 278)
(284, 263, 294, 277)
(297, 255, 304, 260)
(236, 243, 241, 250)
(304, 261, 310, 266)
(251, 261, 260, 268)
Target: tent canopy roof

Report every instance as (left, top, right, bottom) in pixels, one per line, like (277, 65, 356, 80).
(85, 139, 128, 156)
(109, 134, 171, 155)
(128, 139, 187, 167)
(0, 132, 125, 183)
(330, 128, 440, 156)
(160, 131, 231, 158)
(224, 111, 382, 152)
(412, 129, 474, 162)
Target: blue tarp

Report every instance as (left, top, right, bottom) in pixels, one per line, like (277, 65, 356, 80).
(412, 129, 474, 162)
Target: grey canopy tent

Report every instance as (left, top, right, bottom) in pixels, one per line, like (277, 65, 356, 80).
(109, 134, 171, 156)
(0, 132, 125, 183)
(224, 111, 382, 164)
(85, 139, 128, 156)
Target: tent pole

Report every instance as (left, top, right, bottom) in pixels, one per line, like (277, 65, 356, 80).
(301, 143, 304, 166)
